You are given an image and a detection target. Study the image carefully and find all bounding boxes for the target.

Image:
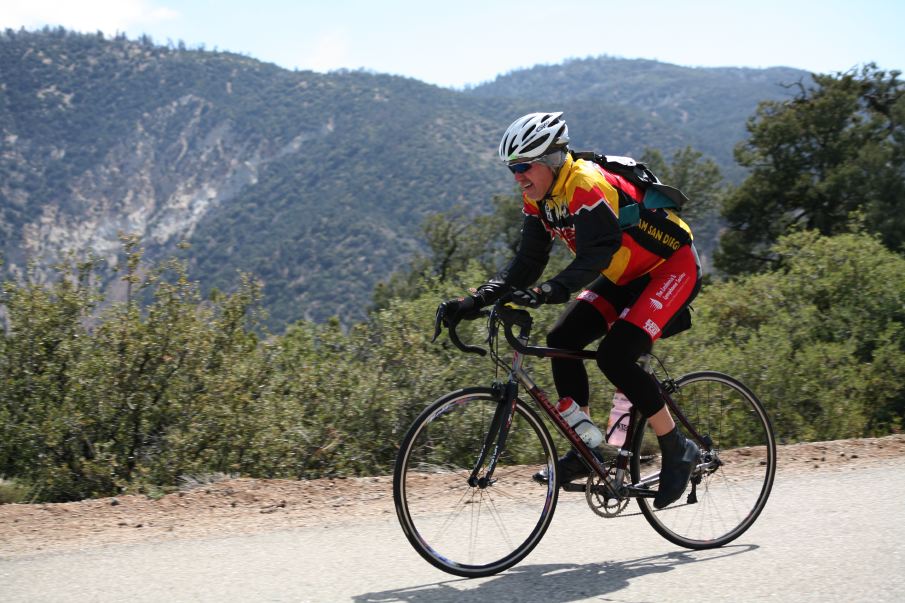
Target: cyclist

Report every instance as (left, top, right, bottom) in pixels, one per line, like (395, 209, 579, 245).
(437, 112, 701, 509)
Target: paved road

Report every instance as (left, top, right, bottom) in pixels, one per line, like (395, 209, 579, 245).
(3, 461, 904, 602)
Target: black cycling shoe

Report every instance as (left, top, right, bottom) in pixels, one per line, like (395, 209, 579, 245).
(654, 427, 700, 509)
(533, 448, 605, 486)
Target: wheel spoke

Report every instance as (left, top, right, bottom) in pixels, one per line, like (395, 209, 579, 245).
(632, 373, 776, 548)
(393, 390, 558, 577)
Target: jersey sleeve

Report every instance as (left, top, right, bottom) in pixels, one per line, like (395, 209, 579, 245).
(474, 215, 552, 304)
(547, 195, 622, 292)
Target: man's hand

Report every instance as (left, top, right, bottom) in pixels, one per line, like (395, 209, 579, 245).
(435, 296, 480, 328)
(510, 281, 569, 308)
(510, 287, 546, 308)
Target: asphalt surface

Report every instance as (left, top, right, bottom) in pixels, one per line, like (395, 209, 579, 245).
(3, 460, 904, 602)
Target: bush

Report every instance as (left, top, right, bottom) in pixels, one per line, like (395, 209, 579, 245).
(0, 239, 269, 501)
(657, 229, 905, 442)
(2, 230, 902, 502)
(0, 477, 29, 504)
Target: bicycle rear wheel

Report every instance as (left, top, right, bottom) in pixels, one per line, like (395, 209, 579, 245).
(631, 371, 776, 548)
(393, 387, 558, 578)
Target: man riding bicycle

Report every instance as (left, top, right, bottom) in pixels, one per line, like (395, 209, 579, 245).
(437, 112, 701, 509)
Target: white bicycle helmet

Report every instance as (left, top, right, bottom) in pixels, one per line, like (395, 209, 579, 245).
(498, 112, 570, 164)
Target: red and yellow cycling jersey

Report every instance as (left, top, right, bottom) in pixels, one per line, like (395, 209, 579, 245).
(519, 153, 693, 290)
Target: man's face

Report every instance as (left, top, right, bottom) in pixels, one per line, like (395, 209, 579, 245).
(512, 162, 554, 201)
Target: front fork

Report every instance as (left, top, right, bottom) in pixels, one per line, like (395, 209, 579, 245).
(467, 379, 518, 488)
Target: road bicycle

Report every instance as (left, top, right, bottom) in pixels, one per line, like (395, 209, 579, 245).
(392, 300, 776, 578)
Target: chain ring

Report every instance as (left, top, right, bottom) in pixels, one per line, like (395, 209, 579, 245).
(584, 468, 629, 517)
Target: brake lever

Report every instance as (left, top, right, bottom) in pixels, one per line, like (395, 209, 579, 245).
(432, 303, 490, 356)
(431, 304, 445, 343)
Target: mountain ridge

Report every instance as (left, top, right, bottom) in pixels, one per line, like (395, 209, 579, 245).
(0, 28, 808, 327)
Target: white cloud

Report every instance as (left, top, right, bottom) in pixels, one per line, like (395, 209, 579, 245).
(0, 0, 178, 34)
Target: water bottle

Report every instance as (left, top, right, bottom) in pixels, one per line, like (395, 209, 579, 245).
(606, 390, 632, 447)
(557, 397, 603, 448)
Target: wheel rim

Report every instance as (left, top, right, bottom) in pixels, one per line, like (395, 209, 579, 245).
(395, 393, 557, 575)
(633, 373, 776, 547)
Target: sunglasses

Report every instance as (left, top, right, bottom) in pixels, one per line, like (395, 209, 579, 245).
(508, 162, 534, 174)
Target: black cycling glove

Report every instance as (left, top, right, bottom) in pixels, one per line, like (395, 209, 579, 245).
(436, 296, 482, 328)
(510, 281, 569, 308)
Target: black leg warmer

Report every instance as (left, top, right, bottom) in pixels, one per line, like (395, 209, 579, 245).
(595, 320, 662, 418)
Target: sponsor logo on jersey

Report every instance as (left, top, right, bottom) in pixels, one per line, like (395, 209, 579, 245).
(656, 273, 687, 301)
(638, 218, 682, 251)
(643, 319, 661, 337)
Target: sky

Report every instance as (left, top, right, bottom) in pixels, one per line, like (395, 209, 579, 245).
(1, 0, 903, 89)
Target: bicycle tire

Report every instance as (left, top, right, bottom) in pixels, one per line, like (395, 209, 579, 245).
(393, 387, 559, 578)
(630, 371, 776, 549)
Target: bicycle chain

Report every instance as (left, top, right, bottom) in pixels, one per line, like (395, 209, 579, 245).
(582, 473, 696, 518)
(588, 498, 694, 518)
(605, 502, 694, 518)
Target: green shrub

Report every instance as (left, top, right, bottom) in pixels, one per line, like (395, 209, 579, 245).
(0, 477, 30, 504)
(2, 230, 902, 502)
(658, 229, 905, 442)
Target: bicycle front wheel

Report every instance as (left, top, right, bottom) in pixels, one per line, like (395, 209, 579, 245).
(393, 387, 558, 578)
(631, 371, 776, 549)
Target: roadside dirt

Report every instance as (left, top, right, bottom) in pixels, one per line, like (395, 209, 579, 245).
(2, 434, 904, 558)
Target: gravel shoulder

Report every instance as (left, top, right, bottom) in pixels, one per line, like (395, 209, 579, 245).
(2, 434, 904, 558)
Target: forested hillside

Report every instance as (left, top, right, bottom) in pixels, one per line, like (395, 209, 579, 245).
(0, 28, 806, 327)
(467, 57, 808, 179)
(1, 38, 902, 505)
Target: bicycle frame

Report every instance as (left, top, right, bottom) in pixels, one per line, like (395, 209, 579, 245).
(463, 304, 713, 501)
(398, 299, 776, 578)
(509, 345, 622, 499)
